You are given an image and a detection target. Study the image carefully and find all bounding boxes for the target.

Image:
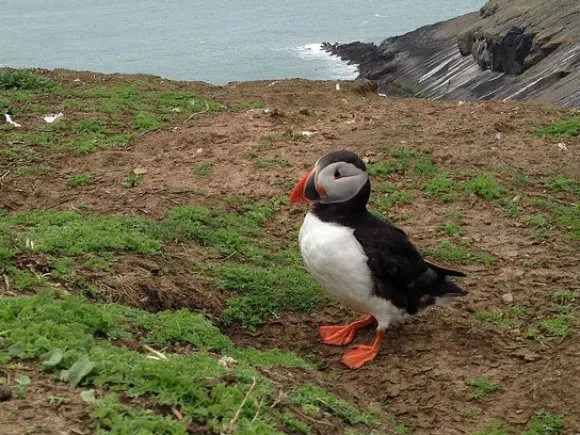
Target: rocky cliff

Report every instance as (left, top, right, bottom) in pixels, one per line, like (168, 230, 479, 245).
(324, 0, 580, 107)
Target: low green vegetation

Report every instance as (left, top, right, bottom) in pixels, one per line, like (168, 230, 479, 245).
(66, 173, 95, 187)
(193, 162, 212, 175)
(465, 174, 505, 200)
(544, 175, 580, 197)
(474, 306, 528, 331)
(122, 172, 143, 188)
(474, 420, 509, 435)
(536, 117, 580, 137)
(438, 222, 465, 236)
(523, 409, 563, 435)
(0, 69, 53, 91)
(256, 156, 290, 168)
(423, 173, 456, 202)
(426, 239, 495, 265)
(0, 292, 385, 433)
(466, 377, 502, 399)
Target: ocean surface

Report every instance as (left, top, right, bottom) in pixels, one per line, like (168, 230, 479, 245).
(1, 0, 484, 85)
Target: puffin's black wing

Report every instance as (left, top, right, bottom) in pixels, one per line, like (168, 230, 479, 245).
(353, 211, 467, 314)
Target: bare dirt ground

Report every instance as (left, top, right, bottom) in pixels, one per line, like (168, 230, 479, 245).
(1, 70, 579, 434)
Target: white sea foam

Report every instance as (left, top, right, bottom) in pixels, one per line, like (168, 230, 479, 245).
(290, 43, 358, 80)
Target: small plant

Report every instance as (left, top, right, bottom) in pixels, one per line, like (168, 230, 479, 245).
(256, 156, 290, 167)
(474, 419, 509, 435)
(523, 409, 563, 435)
(131, 112, 163, 131)
(14, 375, 32, 399)
(551, 289, 576, 305)
(122, 172, 143, 188)
(545, 175, 580, 197)
(537, 315, 571, 337)
(466, 377, 502, 399)
(67, 173, 95, 187)
(193, 162, 212, 175)
(465, 174, 505, 200)
(474, 305, 527, 331)
(414, 157, 437, 174)
(438, 222, 464, 236)
(424, 173, 454, 196)
(73, 118, 106, 134)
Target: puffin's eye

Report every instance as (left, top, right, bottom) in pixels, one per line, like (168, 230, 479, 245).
(334, 169, 342, 179)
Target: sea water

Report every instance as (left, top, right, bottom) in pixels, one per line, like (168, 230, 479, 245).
(1, 0, 484, 84)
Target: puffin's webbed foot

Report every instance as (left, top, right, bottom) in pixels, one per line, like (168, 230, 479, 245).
(341, 330, 385, 369)
(318, 315, 375, 346)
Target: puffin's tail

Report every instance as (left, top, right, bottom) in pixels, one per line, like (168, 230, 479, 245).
(424, 260, 468, 297)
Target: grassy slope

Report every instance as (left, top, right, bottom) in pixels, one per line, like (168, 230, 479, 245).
(1, 69, 578, 434)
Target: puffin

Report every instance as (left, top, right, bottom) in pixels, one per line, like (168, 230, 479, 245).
(289, 150, 467, 369)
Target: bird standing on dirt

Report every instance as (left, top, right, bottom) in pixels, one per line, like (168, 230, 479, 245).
(289, 150, 467, 369)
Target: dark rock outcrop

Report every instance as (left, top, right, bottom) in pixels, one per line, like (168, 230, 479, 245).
(324, 0, 580, 107)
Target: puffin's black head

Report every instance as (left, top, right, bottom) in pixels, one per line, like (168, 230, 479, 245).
(289, 150, 370, 207)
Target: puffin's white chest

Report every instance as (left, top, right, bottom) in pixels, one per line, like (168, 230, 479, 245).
(298, 212, 405, 328)
(299, 212, 374, 312)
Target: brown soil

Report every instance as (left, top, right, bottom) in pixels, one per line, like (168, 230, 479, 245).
(1, 70, 579, 434)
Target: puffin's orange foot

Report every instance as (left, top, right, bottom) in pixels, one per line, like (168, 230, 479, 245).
(341, 344, 379, 369)
(318, 316, 375, 346)
(341, 330, 385, 370)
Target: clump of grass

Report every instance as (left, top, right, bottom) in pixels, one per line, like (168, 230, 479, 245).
(374, 191, 413, 209)
(532, 315, 572, 338)
(288, 385, 375, 425)
(465, 174, 505, 200)
(438, 222, 464, 236)
(474, 306, 528, 331)
(426, 239, 494, 265)
(544, 175, 580, 197)
(256, 135, 274, 150)
(551, 289, 576, 305)
(466, 377, 502, 399)
(523, 409, 563, 435)
(474, 420, 509, 435)
(193, 162, 212, 175)
(131, 112, 164, 131)
(536, 117, 580, 137)
(217, 263, 331, 328)
(66, 173, 94, 187)
(256, 156, 290, 167)
(414, 157, 437, 175)
(0, 69, 52, 90)
(73, 118, 106, 134)
(424, 173, 454, 196)
(122, 172, 143, 188)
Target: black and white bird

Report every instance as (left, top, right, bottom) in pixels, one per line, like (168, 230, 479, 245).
(289, 150, 467, 369)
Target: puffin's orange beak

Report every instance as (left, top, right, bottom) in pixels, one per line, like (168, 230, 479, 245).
(290, 168, 321, 204)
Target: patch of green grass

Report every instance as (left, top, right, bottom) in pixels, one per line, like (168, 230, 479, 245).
(0, 210, 161, 256)
(551, 289, 576, 305)
(426, 239, 495, 265)
(256, 156, 290, 167)
(374, 191, 413, 209)
(374, 181, 397, 193)
(523, 409, 563, 435)
(466, 377, 502, 399)
(288, 385, 375, 425)
(521, 213, 552, 240)
(414, 157, 437, 175)
(465, 174, 505, 200)
(438, 222, 465, 236)
(66, 173, 94, 187)
(424, 173, 454, 196)
(536, 117, 580, 137)
(474, 419, 509, 435)
(0, 291, 383, 434)
(131, 112, 164, 131)
(256, 135, 275, 150)
(217, 263, 331, 328)
(16, 165, 47, 177)
(122, 172, 143, 188)
(544, 175, 580, 197)
(505, 197, 519, 217)
(532, 315, 572, 338)
(474, 305, 528, 331)
(514, 173, 530, 186)
(73, 118, 106, 134)
(161, 204, 272, 263)
(193, 162, 212, 175)
(0, 69, 53, 90)
(231, 100, 266, 110)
